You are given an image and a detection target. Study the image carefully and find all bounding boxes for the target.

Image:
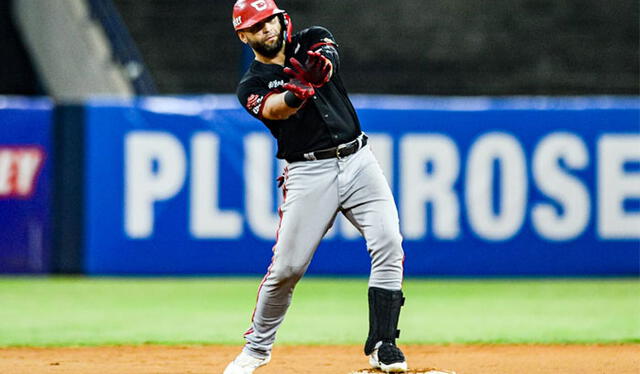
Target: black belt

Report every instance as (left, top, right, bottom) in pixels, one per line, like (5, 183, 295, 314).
(287, 134, 368, 162)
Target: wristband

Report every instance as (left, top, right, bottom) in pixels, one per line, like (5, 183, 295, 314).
(284, 91, 304, 108)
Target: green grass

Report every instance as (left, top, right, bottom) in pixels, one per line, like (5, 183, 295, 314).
(0, 277, 638, 347)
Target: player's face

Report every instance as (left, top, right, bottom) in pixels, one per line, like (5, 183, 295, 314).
(239, 15, 284, 59)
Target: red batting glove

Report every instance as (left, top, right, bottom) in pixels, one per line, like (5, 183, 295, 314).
(305, 51, 332, 86)
(283, 51, 332, 88)
(283, 78, 315, 100)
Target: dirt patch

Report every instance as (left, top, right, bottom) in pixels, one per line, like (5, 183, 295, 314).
(1, 344, 638, 374)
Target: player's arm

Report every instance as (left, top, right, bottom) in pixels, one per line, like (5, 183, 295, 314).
(239, 78, 315, 121)
(260, 92, 300, 120)
(261, 80, 314, 120)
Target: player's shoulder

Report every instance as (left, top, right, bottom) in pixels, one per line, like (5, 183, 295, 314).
(239, 67, 259, 85)
(237, 70, 257, 88)
(238, 62, 271, 87)
(237, 66, 264, 94)
(294, 26, 337, 44)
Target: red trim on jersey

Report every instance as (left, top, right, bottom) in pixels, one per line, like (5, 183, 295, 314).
(309, 41, 336, 52)
(257, 91, 277, 120)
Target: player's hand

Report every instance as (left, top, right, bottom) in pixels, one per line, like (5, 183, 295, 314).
(304, 51, 332, 86)
(283, 78, 315, 100)
(284, 51, 332, 88)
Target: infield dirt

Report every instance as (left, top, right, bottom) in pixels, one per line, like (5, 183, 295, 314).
(1, 344, 638, 374)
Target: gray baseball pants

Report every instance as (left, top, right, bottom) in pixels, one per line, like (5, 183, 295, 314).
(243, 143, 404, 358)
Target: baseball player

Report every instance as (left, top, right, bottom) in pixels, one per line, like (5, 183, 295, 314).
(225, 1, 407, 373)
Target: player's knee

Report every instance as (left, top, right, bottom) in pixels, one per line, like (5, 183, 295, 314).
(375, 231, 403, 254)
(369, 231, 404, 268)
(271, 264, 306, 285)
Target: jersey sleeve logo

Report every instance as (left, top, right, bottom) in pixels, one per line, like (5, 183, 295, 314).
(246, 94, 264, 115)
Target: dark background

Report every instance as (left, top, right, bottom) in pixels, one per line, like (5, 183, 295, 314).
(0, 0, 40, 95)
(2, 0, 639, 96)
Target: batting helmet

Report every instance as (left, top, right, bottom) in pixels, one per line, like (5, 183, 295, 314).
(232, 0, 293, 42)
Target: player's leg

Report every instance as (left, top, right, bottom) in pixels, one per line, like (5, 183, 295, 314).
(339, 145, 404, 289)
(241, 160, 340, 358)
(339, 145, 407, 372)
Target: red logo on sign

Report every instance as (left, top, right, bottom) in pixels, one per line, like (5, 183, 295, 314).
(0, 146, 46, 199)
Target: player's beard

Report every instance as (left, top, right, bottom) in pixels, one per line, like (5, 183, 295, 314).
(250, 31, 284, 59)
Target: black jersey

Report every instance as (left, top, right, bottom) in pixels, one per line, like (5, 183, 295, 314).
(237, 26, 361, 161)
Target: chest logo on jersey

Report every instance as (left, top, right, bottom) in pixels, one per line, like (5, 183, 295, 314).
(268, 80, 285, 89)
(246, 94, 264, 115)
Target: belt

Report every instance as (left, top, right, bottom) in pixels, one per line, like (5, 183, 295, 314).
(286, 134, 368, 162)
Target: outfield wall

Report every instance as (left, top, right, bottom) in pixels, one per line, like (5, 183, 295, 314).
(0, 97, 53, 273)
(83, 96, 640, 276)
(0, 96, 638, 276)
